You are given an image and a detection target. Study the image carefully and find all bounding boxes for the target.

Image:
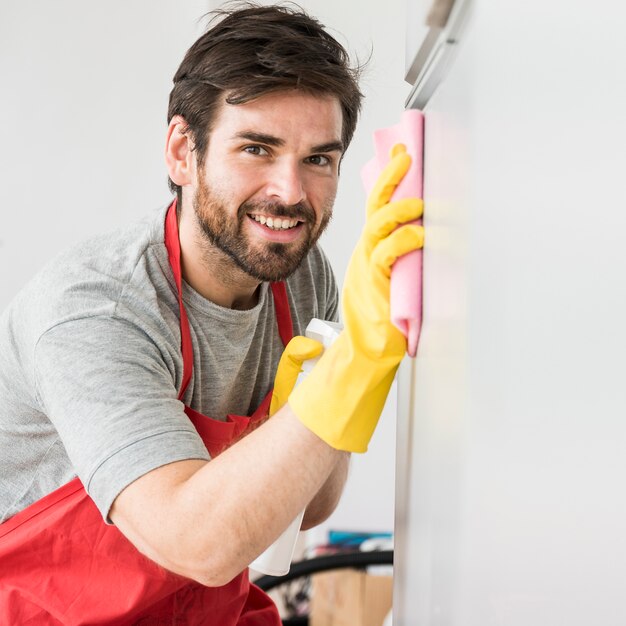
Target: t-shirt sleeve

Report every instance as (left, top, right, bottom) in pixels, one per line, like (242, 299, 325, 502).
(33, 316, 209, 521)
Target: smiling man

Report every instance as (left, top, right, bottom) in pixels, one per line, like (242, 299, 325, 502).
(0, 4, 423, 624)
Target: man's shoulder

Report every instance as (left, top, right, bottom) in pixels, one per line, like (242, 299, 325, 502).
(52, 205, 167, 285)
(2, 204, 172, 341)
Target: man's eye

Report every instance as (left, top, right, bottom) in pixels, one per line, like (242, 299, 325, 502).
(307, 155, 331, 166)
(243, 145, 269, 156)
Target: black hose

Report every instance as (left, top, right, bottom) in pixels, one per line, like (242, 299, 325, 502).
(253, 549, 393, 591)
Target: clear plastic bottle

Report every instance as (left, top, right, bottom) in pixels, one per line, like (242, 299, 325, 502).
(250, 319, 343, 576)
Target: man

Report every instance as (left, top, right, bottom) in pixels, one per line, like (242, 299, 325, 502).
(0, 4, 423, 623)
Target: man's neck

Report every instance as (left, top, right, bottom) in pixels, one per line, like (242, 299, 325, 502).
(177, 205, 261, 311)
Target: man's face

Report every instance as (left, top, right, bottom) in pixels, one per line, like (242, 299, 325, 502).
(191, 90, 344, 282)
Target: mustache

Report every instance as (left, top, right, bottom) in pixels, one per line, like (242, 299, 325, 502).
(239, 200, 316, 223)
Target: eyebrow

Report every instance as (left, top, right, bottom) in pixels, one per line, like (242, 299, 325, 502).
(311, 140, 344, 154)
(234, 131, 344, 154)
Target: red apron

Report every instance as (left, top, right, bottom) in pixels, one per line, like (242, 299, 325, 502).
(0, 201, 291, 625)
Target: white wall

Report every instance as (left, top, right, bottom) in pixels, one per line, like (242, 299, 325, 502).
(0, 0, 210, 302)
(1, 1, 411, 543)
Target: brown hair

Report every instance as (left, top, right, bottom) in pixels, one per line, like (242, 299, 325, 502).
(167, 2, 364, 196)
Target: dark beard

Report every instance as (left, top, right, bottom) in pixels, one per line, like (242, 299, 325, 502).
(193, 180, 331, 282)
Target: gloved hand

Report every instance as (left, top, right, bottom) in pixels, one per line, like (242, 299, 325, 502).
(270, 336, 324, 416)
(289, 144, 424, 452)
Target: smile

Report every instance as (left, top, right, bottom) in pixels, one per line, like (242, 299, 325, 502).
(248, 213, 301, 231)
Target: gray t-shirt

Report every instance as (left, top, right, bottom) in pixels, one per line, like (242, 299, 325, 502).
(0, 205, 338, 523)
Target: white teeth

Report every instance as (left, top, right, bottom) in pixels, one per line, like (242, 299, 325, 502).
(251, 215, 299, 230)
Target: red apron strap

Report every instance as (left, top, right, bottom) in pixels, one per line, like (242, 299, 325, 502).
(270, 282, 294, 347)
(164, 200, 193, 400)
(164, 200, 295, 398)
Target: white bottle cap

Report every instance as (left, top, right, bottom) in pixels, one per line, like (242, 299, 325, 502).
(304, 318, 343, 347)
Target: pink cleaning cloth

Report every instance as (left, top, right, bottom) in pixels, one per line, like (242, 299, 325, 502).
(361, 109, 424, 357)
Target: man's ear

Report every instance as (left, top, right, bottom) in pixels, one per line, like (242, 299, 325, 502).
(165, 115, 195, 187)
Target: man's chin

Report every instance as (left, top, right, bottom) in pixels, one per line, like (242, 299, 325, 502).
(241, 261, 302, 283)
(238, 248, 309, 282)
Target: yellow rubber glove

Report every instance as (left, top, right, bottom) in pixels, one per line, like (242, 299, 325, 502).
(289, 144, 424, 452)
(270, 336, 324, 416)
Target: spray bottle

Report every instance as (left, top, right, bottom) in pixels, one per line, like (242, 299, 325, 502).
(250, 318, 343, 576)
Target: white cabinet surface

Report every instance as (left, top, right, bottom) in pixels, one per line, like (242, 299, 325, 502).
(395, 2, 626, 624)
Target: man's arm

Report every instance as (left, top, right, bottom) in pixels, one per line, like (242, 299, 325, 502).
(110, 403, 342, 587)
(301, 451, 350, 530)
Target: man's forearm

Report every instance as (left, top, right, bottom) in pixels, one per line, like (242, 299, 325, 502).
(110, 403, 344, 586)
(301, 451, 350, 529)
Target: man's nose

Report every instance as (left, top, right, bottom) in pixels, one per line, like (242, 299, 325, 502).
(264, 160, 307, 207)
